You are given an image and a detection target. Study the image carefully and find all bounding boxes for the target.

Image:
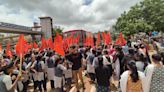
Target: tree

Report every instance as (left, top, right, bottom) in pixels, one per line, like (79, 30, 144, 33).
(114, 0, 164, 36)
(52, 26, 64, 38)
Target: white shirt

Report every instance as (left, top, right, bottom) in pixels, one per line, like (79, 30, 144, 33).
(1, 73, 17, 92)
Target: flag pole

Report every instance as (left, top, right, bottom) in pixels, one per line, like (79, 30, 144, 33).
(19, 54, 23, 75)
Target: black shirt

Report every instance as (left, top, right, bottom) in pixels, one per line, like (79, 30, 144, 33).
(95, 66, 112, 87)
(66, 52, 82, 70)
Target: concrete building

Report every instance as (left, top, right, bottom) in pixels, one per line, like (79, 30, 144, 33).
(39, 17, 53, 39)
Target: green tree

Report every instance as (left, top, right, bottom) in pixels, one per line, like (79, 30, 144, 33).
(52, 26, 64, 38)
(114, 0, 164, 36)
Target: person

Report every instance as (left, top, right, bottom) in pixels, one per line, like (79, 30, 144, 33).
(135, 53, 146, 72)
(54, 57, 67, 92)
(144, 54, 164, 92)
(31, 55, 46, 92)
(102, 50, 113, 72)
(22, 54, 33, 92)
(65, 45, 85, 91)
(120, 60, 145, 92)
(63, 60, 72, 91)
(138, 44, 151, 63)
(0, 62, 21, 92)
(95, 56, 112, 92)
(160, 52, 164, 65)
(45, 51, 55, 89)
(113, 45, 125, 80)
(86, 49, 96, 83)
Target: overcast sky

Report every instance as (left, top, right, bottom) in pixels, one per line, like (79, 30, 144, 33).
(0, 0, 141, 32)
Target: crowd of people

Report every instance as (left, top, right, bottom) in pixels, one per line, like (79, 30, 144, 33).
(0, 32, 164, 92)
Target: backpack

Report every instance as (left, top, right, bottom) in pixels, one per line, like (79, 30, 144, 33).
(47, 58, 54, 68)
(89, 54, 95, 65)
(34, 61, 43, 72)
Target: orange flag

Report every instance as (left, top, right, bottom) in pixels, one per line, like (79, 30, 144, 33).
(84, 32, 94, 47)
(48, 37, 54, 50)
(54, 32, 65, 56)
(39, 37, 48, 52)
(106, 32, 112, 45)
(0, 44, 2, 52)
(75, 34, 80, 44)
(102, 32, 106, 44)
(24, 43, 32, 54)
(15, 34, 27, 56)
(96, 32, 101, 47)
(115, 32, 126, 46)
(6, 42, 12, 57)
(33, 42, 38, 48)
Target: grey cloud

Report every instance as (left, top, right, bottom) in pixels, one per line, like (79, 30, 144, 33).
(0, 0, 140, 32)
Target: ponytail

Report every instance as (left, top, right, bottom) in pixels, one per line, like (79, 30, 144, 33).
(128, 60, 139, 82)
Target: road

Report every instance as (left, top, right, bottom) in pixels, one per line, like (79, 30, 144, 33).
(27, 76, 118, 92)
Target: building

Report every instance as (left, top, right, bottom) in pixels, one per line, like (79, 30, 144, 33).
(63, 30, 87, 45)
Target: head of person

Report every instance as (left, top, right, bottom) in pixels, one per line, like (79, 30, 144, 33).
(98, 56, 103, 67)
(103, 50, 108, 55)
(140, 44, 145, 49)
(115, 45, 122, 52)
(91, 49, 96, 55)
(160, 52, 164, 65)
(128, 48, 135, 56)
(54, 57, 63, 67)
(0, 62, 15, 75)
(47, 51, 53, 57)
(135, 53, 144, 62)
(96, 50, 102, 57)
(70, 45, 77, 54)
(36, 55, 42, 61)
(127, 60, 139, 82)
(134, 44, 139, 50)
(152, 54, 161, 64)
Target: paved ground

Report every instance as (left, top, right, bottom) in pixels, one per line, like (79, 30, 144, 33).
(27, 76, 118, 92)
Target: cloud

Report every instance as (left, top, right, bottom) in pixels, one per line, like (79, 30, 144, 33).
(0, 0, 141, 32)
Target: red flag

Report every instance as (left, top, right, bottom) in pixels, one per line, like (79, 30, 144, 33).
(106, 32, 112, 45)
(6, 42, 12, 57)
(96, 32, 101, 47)
(15, 34, 27, 56)
(62, 38, 69, 51)
(102, 32, 106, 44)
(33, 42, 38, 48)
(0, 44, 2, 52)
(48, 37, 54, 50)
(115, 32, 126, 46)
(39, 37, 48, 51)
(69, 33, 74, 45)
(24, 43, 32, 54)
(54, 32, 65, 56)
(84, 32, 94, 47)
(74, 34, 80, 44)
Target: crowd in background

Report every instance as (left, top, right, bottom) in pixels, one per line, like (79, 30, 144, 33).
(0, 32, 163, 92)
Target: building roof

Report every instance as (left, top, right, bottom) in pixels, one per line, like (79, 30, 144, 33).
(63, 29, 87, 34)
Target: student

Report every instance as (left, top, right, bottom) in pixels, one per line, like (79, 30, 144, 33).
(135, 53, 146, 72)
(31, 55, 46, 92)
(120, 60, 145, 92)
(160, 52, 164, 65)
(113, 46, 125, 80)
(144, 54, 164, 92)
(0, 62, 21, 92)
(86, 49, 96, 83)
(45, 51, 55, 89)
(102, 50, 113, 71)
(54, 57, 67, 92)
(22, 54, 33, 92)
(95, 56, 112, 92)
(65, 45, 85, 91)
(63, 60, 72, 91)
